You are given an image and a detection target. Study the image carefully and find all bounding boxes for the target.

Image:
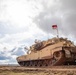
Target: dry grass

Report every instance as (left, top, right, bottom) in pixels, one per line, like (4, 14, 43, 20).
(0, 70, 76, 75)
(0, 66, 76, 75)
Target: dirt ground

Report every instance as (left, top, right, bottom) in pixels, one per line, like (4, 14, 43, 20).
(0, 70, 76, 75)
(0, 66, 76, 75)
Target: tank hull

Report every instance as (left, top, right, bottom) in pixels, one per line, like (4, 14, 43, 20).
(17, 51, 76, 67)
(17, 47, 76, 67)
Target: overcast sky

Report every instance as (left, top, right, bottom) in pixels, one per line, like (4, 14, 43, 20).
(0, 0, 76, 64)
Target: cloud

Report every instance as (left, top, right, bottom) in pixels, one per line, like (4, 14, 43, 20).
(59, 0, 76, 35)
(0, 0, 42, 35)
(0, 45, 26, 64)
(34, 0, 76, 39)
(0, 0, 43, 64)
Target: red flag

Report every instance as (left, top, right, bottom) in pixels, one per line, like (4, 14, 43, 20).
(52, 25, 57, 29)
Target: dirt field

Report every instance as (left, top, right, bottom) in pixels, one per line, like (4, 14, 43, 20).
(0, 70, 76, 75)
(0, 66, 76, 75)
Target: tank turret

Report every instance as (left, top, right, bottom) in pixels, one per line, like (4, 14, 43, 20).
(30, 37, 75, 51)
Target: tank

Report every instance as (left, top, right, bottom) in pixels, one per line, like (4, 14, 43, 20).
(16, 37, 76, 67)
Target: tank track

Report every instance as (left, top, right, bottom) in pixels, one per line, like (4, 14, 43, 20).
(18, 51, 67, 67)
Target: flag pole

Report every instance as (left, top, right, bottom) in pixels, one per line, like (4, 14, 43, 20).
(57, 27, 59, 38)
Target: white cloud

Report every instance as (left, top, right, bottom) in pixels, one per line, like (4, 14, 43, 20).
(0, 0, 43, 28)
(0, 0, 45, 64)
